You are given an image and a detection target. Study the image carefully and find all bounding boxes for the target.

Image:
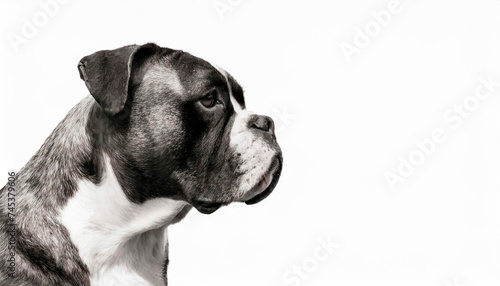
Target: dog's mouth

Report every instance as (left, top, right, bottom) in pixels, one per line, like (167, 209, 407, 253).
(242, 157, 282, 205)
(192, 157, 282, 214)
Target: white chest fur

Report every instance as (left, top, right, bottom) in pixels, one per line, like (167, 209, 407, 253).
(58, 156, 188, 285)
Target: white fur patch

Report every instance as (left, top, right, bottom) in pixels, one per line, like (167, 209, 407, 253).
(58, 156, 188, 286)
(230, 92, 243, 113)
(143, 63, 185, 96)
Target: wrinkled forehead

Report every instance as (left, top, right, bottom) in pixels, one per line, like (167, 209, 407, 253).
(165, 50, 246, 110)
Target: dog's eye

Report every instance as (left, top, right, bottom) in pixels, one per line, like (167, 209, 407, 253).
(200, 90, 220, 108)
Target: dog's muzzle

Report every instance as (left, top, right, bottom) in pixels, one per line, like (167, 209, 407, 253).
(192, 114, 282, 214)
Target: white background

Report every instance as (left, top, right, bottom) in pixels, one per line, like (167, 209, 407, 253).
(1, 1, 500, 285)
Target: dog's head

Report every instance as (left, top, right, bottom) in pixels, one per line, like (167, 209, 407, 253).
(78, 43, 282, 214)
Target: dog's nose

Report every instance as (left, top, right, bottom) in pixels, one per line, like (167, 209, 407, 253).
(249, 115, 275, 134)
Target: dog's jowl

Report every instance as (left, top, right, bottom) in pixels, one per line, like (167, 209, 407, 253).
(0, 43, 282, 286)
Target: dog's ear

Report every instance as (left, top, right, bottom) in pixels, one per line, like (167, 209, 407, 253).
(77, 44, 157, 116)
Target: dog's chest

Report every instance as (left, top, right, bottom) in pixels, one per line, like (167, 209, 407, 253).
(91, 235, 167, 286)
(58, 157, 188, 285)
(90, 229, 168, 286)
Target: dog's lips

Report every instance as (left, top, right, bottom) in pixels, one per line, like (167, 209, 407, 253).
(244, 157, 282, 205)
(193, 200, 223, 214)
(240, 172, 273, 202)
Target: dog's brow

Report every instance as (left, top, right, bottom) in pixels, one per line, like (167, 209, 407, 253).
(211, 64, 244, 112)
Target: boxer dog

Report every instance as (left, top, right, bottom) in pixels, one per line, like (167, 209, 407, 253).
(0, 43, 282, 285)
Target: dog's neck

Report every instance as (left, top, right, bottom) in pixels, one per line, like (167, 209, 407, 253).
(58, 156, 190, 285)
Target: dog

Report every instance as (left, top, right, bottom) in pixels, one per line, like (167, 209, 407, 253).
(0, 43, 282, 285)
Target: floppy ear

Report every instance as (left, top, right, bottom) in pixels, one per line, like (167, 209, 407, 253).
(77, 44, 156, 116)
